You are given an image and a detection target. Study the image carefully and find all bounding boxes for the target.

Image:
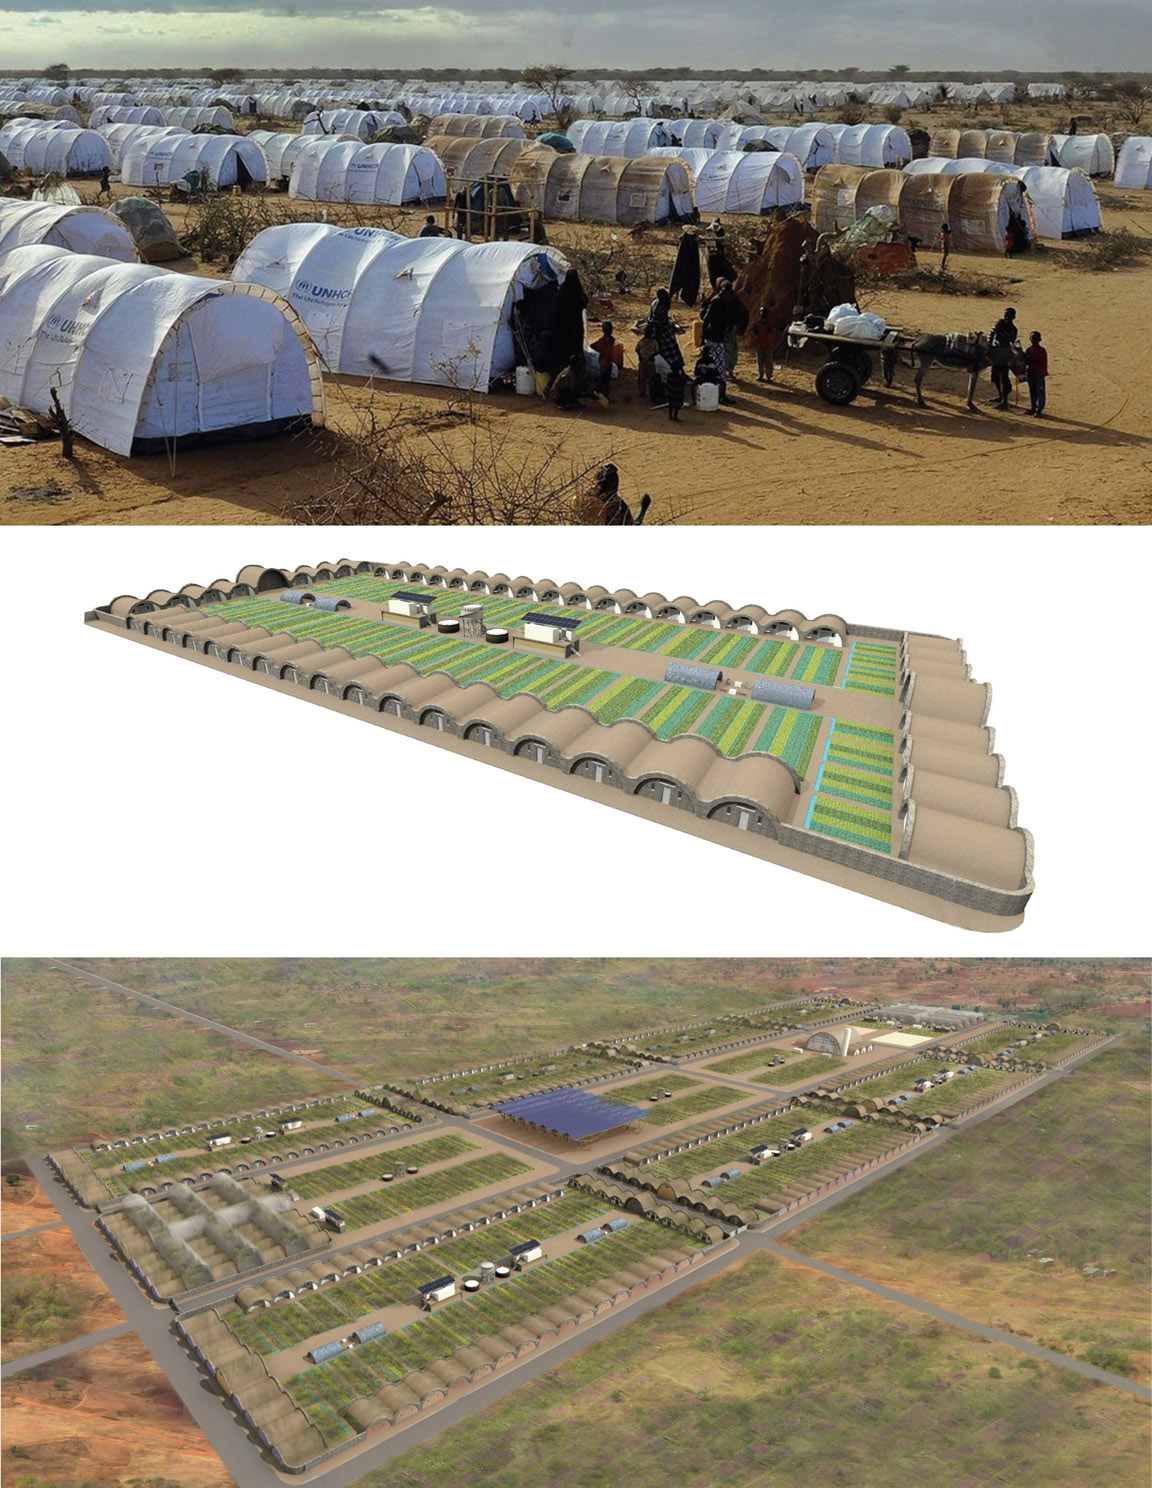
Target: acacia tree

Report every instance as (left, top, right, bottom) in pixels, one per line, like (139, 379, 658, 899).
(43, 62, 70, 84)
(520, 63, 574, 121)
(616, 71, 649, 114)
(1103, 80, 1148, 129)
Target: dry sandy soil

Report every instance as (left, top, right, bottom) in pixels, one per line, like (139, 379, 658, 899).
(0, 1333, 234, 1488)
(3, 179, 1150, 526)
(1, 1226, 126, 1363)
(1, 1160, 61, 1236)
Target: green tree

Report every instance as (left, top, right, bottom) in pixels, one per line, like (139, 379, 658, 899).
(889, 62, 911, 76)
(5, 1171, 21, 1187)
(520, 63, 575, 121)
(43, 62, 70, 84)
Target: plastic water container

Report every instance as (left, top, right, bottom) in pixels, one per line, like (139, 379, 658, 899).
(695, 381, 720, 412)
(515, 365, 535, 396)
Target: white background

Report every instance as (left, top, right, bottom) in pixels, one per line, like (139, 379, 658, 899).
(5, 524, 1148, 957)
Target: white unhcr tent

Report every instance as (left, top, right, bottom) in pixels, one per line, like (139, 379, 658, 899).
(0, 245, 324, 455)
(823, 122, 912, 168)
(713, 122, 834, 168)
(565, 119, 673, 156)
(1049, 133, 1114, 177)
(669, 119, 724, 149)
(1114, 136, 1152, 189)
(231, 223, 569, 390)
(120, 132, 268, 189)
(89, 104, 166, 129)
(289, 140, 446, 204)
(0, 200, 136, 260)
(302, 109, 404, 140)
(166, 105, 234, 131)
(98, 123, 184, 169)
(904, 157, 1100, 239)
(0, 123, 113, 176)
(649, 147, 803, 214)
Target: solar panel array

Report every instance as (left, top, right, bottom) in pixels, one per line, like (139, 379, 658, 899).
(522, 611, 584, 630)
(392, 590, 436, 605)
(493, 1086, 652, 1139)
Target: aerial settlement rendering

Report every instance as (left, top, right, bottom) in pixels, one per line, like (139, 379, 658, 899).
(87, 561, 1033, 930)
(2, 957, 1146, 1488)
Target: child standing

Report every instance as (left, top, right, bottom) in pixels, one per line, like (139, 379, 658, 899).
(753, 306, 776, 382)
(590, 321, 624, 399)
(666, 365, 686, 422)
(634, 328, 657, 401)
(1023, 330, 1048, 416)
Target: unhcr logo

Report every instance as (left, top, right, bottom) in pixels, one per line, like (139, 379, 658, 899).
(46, 313, 86, 336)
(294, 281, 352, 302)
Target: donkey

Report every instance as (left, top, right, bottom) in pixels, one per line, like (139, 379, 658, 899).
(906, 331, 1026, 412)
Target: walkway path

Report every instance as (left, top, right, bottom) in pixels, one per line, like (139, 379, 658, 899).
(1, 1321, 134, 1379)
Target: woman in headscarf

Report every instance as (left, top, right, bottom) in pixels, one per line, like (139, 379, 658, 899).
(646, 288, 684, 374)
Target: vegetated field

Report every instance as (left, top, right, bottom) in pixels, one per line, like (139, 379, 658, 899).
(5, 162, 1150, 528)
(789, 1031, 1151, 1384)
(411, 1047, 631, 1105)
(595, 1073, 700, 1101)
(0, 961, 354, 1160)
(0, 1333, 233, 1488)
(0, 1226, 125, 1363)
(357, 1250, 1149, 1488)
(35, 958, 819, 1083)
(287, 1134, 480, 1201)
(604, 1083, 746, 1127)
(754, 1054, 846, 1085)
(702, 1048, 794, 1075)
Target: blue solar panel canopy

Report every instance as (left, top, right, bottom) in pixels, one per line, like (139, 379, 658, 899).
(750, 677, 815, 709)
(393, 590, 434, 605)
(419, 1275, 455, 1295)
(665, 660, 721, 691)
(493, 1086, 650, 1138)
(522, 612, 583, 630)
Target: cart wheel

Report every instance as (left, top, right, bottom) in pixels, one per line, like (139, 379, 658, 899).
(815, 361, 862, 406)
(831, 346, 874, 384)
(881, 351, 897, 387)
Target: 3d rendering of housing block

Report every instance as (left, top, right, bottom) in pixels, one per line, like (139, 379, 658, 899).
(86, 560, 1034, 931)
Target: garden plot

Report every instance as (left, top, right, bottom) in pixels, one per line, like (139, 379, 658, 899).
(840, 640, 899, 697)
(753, 1054, 847, 1086)
(286, 1135, 480, 1202)
(701, 1048, 796, 1076)
(638, 1115, 803, 1187)
(604, 1084, 748, 1128)
(595, 1073, 701, 1102)
(404, 1048, 632, 1107)
(334, 1154, 533, 1232)
(719, 1125, 912, 1213)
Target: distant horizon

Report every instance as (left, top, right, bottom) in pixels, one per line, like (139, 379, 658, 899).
(3, 1, 1150, 74)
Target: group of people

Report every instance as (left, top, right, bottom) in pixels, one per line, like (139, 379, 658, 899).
(988, 306, 1050, 415)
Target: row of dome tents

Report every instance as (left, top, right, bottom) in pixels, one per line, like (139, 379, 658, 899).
(812, 165, 1036, 254)
(0, 122, 113, 176)
(301, 109, 406, 140)
(288, 140, 446, 205)
(231, 224, 575, 390)
(0, 244, 325, 455)
(429, 114, 528, 140)
(90, 104, 235, 132)
(0, 101, 81, 125)
(903, 158, 1102, 239)
(926, 126, 1115, 173)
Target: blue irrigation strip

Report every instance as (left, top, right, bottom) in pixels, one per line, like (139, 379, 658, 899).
(839, 640, 857, 688)
(821, 718, 838, 765)
(814, 761, 827, 794)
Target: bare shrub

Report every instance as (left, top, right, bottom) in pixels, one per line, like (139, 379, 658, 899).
(185, 193, 411, 268)
(837, 104, 867, 125)
(1059, 228, 1152, 272)
(286, 396, 686, 526)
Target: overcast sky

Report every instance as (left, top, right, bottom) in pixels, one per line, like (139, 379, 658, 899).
(4, 1, 1150, 73)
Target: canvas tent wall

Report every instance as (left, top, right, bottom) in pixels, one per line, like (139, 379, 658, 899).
(0, 245, 323, 455)
(429, 114, 527, 139)
(509, 153, 692, 226)
(0, 200, 136, 261)
(109, 196, 185, 262)
(120, 132, 268, 189)
(1114, 136, 1152, 189)
(0, 124, 113, 176)
(904, 158, 1099, 239)
(1049, 134, 1114, 177)
(249, 130, 330, 183)
(289, 140, 446, 204)
(565, 119, 674, 157)
(231, 223, 569, 389)
(89, 104, 166, 129)
(166, 105, 234, 132)
(302, 109, 404, 141)
(425, 135, 537, 185)
(929, 127, 1055, 166)
(812, 164, 1035, 254)
(648, 147, 803, 214)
